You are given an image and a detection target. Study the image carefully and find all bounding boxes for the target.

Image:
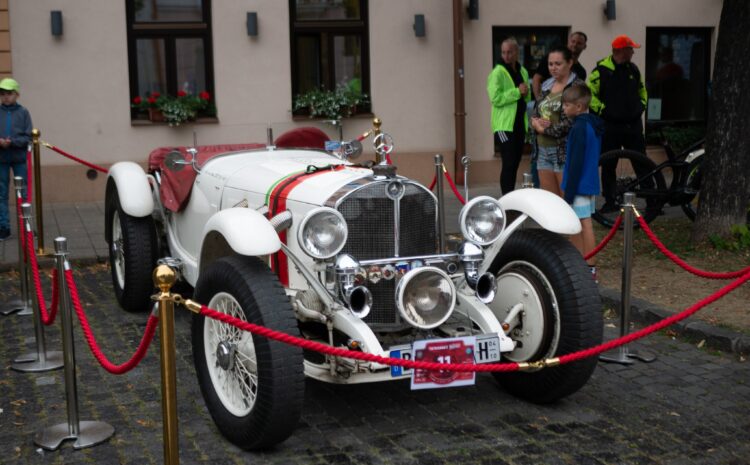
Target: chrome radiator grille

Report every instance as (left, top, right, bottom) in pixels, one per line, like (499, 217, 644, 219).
(334, 180, 437, 329)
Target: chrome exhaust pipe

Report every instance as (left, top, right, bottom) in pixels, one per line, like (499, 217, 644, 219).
(345, 285, 372, 319)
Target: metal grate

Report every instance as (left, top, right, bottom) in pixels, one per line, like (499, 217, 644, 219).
(336, 180, 437, 329)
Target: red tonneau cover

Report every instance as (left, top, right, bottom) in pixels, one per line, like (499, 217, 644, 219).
(148, 128, 329, 212)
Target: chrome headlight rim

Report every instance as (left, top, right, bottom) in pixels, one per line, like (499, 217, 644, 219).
(396, 266, 457, 330)
(296, 207, 348, 260)
(459, 195, 506, 246)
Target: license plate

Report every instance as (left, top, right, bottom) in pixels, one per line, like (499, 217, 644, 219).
(388, 334, 501, 379)
(412, 337, 476, 389)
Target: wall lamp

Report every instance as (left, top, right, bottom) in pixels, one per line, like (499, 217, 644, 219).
(413, 14, 425, 38)
(604, 0, 616, 21)
(50, 10, 63, 36)
(246, 12, 258, 36)
(467, 0, 479, 20)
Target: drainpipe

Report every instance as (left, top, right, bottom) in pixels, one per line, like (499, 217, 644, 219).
(452, 0, 466, 184)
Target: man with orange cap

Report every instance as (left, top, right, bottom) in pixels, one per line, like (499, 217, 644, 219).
(587, 35, 649, 213)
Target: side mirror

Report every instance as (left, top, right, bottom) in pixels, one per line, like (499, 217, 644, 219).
(164, 150, 187, 172)
(342, 139, 363, 160)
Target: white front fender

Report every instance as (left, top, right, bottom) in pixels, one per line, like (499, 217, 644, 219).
(498, 188, 581, 235)
(107, 162, 154, 217)
(201, 208, 281, 258)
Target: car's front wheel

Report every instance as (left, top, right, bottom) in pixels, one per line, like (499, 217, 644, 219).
(487, 229, 602, 403)
(192, 256, 304, 450)
(105, 182, 158, 312)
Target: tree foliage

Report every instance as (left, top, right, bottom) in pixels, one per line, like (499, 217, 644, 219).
(692, 0, 750, 241)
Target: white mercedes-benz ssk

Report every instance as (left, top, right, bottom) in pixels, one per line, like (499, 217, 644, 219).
(105, 121, 602, 450)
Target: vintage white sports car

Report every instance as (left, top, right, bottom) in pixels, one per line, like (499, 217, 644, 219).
(105, 122, 602, 450)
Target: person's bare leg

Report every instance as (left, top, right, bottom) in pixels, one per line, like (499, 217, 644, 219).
(580, 217, 596, 266)
(539, 170, 562, 197)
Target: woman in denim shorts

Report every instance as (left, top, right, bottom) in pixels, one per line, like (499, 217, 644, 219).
(530, 47, 584, 197)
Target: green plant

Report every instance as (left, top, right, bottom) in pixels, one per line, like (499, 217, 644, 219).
(293, 85, 369, 121)
(132, 91, 214, 126)
(709, 224, 750, 251)
(646, 124, 706, 154)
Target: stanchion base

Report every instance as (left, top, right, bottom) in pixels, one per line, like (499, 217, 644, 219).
(627, 349, 656, 363)
(34, 421, 115, 450)
(1, 299, 26, 316)
(17, 306, 34, 316)
(599, 347, 657, 364)
(11, 351, 64, 372)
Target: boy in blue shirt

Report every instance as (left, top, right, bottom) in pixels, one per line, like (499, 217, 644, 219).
(0, 78, 32, 240)
(561, 83, 603, 281)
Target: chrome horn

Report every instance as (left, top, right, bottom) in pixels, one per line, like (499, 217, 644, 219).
(459, 242, 496, 304)
(335, 254, 372, 318)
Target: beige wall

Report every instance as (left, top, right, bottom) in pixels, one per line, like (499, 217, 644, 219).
(8, 0, 722, 201)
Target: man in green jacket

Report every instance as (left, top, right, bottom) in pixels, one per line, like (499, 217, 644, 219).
(487, 37, 531, 195)
(587, 34, 649, 212)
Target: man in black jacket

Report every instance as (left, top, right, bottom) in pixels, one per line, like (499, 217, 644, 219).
(587, 35, 648, 212)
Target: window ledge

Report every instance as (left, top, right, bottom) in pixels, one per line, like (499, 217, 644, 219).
(291, 112, 375, 122)
(131, 117, 219, 127)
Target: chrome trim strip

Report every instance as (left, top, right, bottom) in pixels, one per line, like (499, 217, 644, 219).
(358, 253, 460, 267)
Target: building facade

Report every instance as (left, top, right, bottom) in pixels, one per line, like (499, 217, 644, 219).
(5, 0, 722, 201)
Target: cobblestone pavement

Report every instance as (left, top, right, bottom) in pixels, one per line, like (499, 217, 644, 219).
(1, 266, 749, 465)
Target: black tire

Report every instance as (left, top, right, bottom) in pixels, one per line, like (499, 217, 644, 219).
(487, 229, 602, 403)
(680, 157, 702, 221)
(592, 149, 667, 228)
(105, 182, 158, 312)
(192, 256, 305, 450)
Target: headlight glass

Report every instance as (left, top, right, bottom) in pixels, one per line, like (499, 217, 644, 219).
(298, 207, 348, 259)
(459, 196, 505, 246)
(396, 267, 456, 329)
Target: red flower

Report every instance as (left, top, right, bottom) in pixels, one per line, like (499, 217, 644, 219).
(148, 97, 157, 104)
(133, 96, 142, 105)
(177, 90, 187, 97)
(151, 92, 160, 98)
(199, 91, 210, 100)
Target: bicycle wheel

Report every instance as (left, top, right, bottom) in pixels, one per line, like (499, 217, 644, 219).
(680, 157, 702, 221)
(592, 149, 667, 228)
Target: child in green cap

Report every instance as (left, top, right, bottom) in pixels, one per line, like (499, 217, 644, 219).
(0, 77, 32, 240)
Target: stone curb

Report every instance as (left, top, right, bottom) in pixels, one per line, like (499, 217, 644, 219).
(600, 287, 750, 355)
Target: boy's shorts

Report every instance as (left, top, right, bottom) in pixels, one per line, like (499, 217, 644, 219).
(572, 195, 596, 219)
(536, 145, 564, 173)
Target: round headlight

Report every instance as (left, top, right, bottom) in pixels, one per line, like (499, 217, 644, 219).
(297, 207, 348, 259)
(396, 267, 456, 329)
(459, 196, 505, 246)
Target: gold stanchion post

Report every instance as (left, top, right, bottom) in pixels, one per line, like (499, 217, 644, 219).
(32, 129, 46, 255)
(154, 265, 180, 465)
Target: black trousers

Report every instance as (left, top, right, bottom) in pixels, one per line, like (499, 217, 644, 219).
(495, 115, 526, 195)
(600, 119, 648, 203)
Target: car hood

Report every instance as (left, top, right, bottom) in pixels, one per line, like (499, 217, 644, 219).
(202, 148, 373, 206)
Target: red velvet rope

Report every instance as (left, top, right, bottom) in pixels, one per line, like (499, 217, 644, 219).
(25, 230, 59, 325)
(199, 267, 750, 372)
(200, 306, 520, 373)
(637, 215, 750, 279)
(44, 144, 109, 174)
(65, 269, 158, 374)
(428, 174, 437, 191)
(25, 147, 32, 204)
(559, 268, 750, 364)
(443, 169, 466, 205)
(584, 215, 622, 260)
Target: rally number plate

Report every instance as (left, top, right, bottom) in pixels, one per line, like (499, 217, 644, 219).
(388, 334, 501, 379)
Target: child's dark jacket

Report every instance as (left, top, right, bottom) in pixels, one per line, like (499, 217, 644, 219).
(0, 103, 32, 164)
(561, 113, 603, 204)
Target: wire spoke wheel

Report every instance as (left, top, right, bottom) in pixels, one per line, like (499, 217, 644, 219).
(192, 256, 304, 450)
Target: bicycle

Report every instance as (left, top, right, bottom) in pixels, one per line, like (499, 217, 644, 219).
(592, 131, 704, 228)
